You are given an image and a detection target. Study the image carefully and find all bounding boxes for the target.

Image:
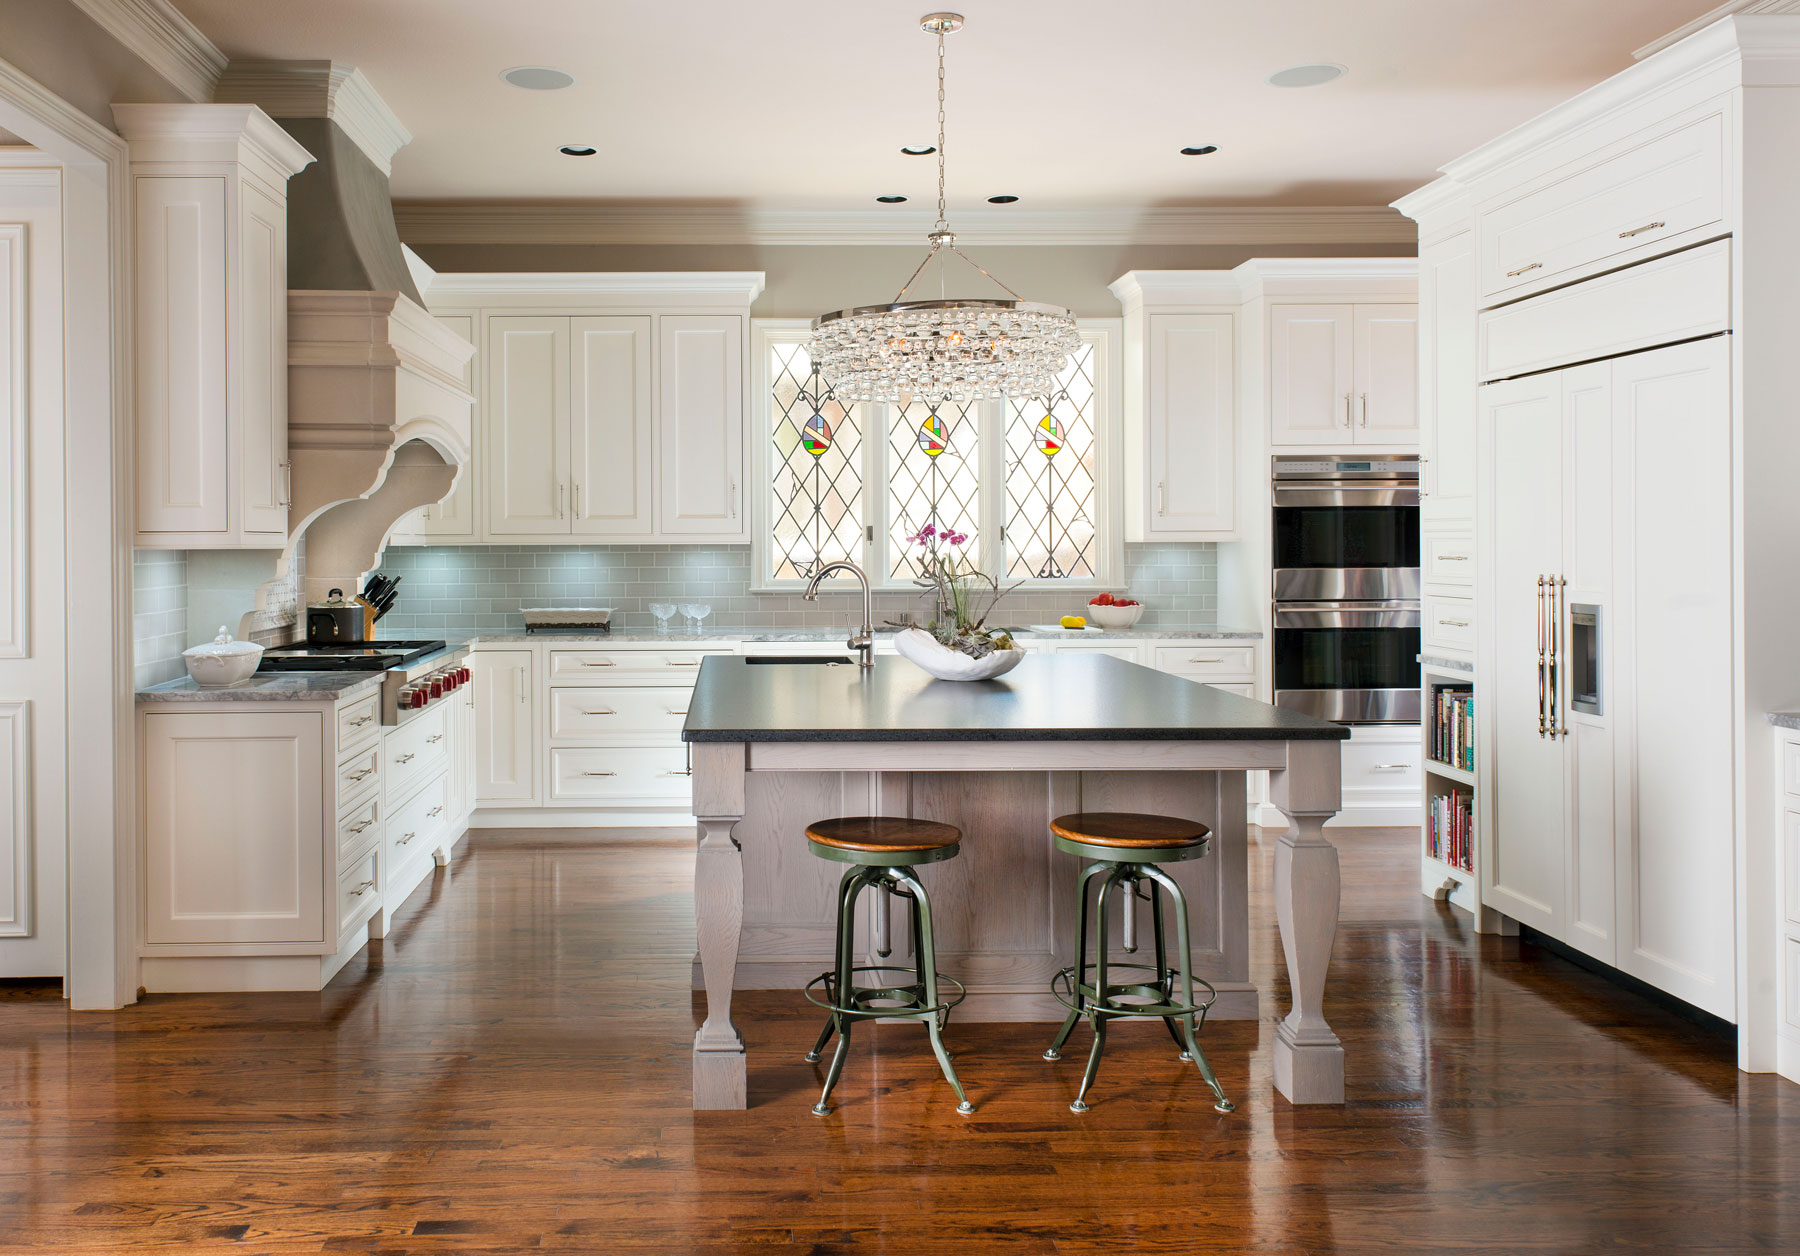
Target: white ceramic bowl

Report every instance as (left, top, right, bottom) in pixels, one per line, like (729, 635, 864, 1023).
(893, 627, 1025, 682)
(1086, 602, 1144, 629)
(183, 626, 264, 689)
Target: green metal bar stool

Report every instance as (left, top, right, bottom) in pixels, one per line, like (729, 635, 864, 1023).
(1043, 811, 1234, 1114)
(801, 816, 974, 1116)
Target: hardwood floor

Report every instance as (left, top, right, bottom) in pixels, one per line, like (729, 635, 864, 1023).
(3, 825, 1796, 1254)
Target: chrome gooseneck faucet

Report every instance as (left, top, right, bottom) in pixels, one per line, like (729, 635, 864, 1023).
(803, 561, 874, 669)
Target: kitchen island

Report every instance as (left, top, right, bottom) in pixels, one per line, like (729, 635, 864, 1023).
(682, 652, 1351, 1109)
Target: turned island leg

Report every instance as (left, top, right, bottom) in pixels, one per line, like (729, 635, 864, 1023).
(692, 743, 749, 1109)
(1268, 739, 1346, 1105)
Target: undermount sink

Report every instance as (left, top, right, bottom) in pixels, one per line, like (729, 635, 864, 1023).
(744, 655, 856, 665)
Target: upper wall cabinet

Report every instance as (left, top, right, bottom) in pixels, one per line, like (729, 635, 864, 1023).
(404, 274, 762, 547)
(1269, 302, 1418, 446)
(113, 105, 315, 549)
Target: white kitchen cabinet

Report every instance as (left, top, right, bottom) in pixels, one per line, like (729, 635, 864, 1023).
(474, 648, 537, 803)
(485, 316, 570, 536)
(1144, 314, 1236, 537)
(1418, 228, 1479, 512)
(573, 316, 654, 535)
(142, 710, 326, 945)
(389, 313, 478, 545)
(657, 315, 746, 539)
(1270, 302, 1418, 447)
(1270, 305, 1353, 445)
(114, 104, 314, 548)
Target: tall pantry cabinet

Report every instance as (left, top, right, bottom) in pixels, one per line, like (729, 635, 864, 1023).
(1399, 15, 1800, 1064)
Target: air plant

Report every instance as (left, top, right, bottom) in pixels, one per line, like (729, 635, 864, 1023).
(901, 524, 1022, 657)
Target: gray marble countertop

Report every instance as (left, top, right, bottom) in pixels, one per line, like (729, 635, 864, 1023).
(1768, 712, 1800, 731)
(1418, 654, 1474, 675)
(461, 623, 1263, 644)
(137, 672, 385, 705)
(684, 653, 1342, 744)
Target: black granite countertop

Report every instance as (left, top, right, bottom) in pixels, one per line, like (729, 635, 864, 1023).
(682, 654, 1347, 743)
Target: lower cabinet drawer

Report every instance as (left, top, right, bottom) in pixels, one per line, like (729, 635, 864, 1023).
(1151, 645, 1256, 678)
(1050, 644, 1142, 661)
(336, 793, 381, 864)
(548, 648, 732, 683)
(336, 849, 380, 933)
(550, 686, 693, 738)
(1423, 594, 1475, 656)
(336, 691, 382, 760)
(1423, 533, 1475, 591)
(550, 745, 693, 803)
(1341, 736, 1423, 794)
(1203, 682, 1255, 698)
(385, 704, 449, 801)
(336, 743, 382, 812)
(386, 772, 449, 874)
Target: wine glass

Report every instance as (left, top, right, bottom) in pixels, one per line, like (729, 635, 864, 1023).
(650, 603, 677, 634)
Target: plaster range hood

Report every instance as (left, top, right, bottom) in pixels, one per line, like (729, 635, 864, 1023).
(215, 59, 475, 604)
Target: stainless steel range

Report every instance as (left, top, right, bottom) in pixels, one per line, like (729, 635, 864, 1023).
(259, 639, 471, 725)
(1270, 455, 1421, 725)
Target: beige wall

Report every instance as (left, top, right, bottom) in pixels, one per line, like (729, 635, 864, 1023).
(0, 1, 192, 125)
(407, 240, 1417, 319)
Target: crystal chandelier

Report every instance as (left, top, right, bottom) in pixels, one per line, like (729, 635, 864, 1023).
(808, 12, 1079, 405)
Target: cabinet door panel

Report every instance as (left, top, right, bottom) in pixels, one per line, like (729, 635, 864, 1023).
(135, 176, 228, 534)
(486, 317, 569, 535)
(1270, 305, 1353, 446)
(1353, 304, 1419, 442)
(1611, 337, 1734, 1018)
(1479, 371, 1564, 934)
(571, 316, 653, 535)
(142, 711, 325, 944)
(657, 315, 744, 537)
(474, 650, 536, 803)
(1147, 314, 1235, 535)
(237, 180, 288, 536)
(1421, 231, 1478, 503)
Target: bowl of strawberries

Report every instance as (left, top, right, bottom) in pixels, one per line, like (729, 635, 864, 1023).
(1086, 592, 1143, 629)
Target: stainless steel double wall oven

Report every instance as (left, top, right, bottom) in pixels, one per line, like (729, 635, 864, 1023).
(1271, 455, 1421, 724)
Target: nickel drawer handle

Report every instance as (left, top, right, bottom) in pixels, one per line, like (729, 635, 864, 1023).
(395, 753, 416, 764)
(398, 831, 416, 845)
(349, 879, 375, 897)
(583, 709, 617, 716)
(1505, 261, 1542, 278)
(1439, 554, 1470, 562)
(1372, 762, 1413, 771)
(427, 806, 444, 818)
(666, 709, 689, 716)
(348, 768, 374, 782)
(349, 820, 373, 834)
(582, 770, 618, 777)
(425, 733, 443, 744)
(580, 660, 617, 667)
(1438, 617, 1470, 628)
(1619, 220, 1665, 239)
(665, 660, 700, 668)
(665, 769, 695, 777)
(1188, 656, 1226, 664)
(349, 715, 373, 727)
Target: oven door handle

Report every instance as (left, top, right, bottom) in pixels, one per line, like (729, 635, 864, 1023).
(1272, 486, 1420, 508)
(1272, 604, 1422, 629)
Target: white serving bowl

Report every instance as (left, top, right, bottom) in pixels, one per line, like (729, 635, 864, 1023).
(183, 625, 264, 689)
(893, 627, 1025, 682)
(1086, 602, 1144, 629)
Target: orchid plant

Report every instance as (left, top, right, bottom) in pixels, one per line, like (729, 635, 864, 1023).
(902, 524, 1022, 658)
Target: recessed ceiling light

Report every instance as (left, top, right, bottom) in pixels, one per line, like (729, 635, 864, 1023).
(986, 194, 1019, 204)
(559, 145, 597, 157)
(900, 145, 937, 156)
(875, 195, 909, 204)
(1267, 63, 1346, 88)
(1179, 145, 1219, 156)
(501, 65, 576, 91)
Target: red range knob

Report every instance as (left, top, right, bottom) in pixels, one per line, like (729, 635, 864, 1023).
(429, 678, 443, 699)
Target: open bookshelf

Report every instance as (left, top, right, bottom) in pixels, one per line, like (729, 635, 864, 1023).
(1420, 660, 1480, 914)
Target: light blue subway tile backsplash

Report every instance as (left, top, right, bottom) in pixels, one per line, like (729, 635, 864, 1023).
(367, 542, 1218, 637)
(133, 550, 189, 689)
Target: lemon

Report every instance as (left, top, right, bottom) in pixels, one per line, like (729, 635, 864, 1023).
(1059, 615, 1086, 629)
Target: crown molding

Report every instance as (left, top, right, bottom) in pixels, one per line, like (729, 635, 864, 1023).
(110, 103, 316, 180)
(421, 271, 767, 310)
(69, 0, 226, 104)
(1634, 0, 1800, 60)
(392, 201, 1416, 248)
(214, 60, 412, 176)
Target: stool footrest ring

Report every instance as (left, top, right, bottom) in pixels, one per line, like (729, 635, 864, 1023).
(805, 965, 967, 1020)
(1049, 962, 1218, 1022)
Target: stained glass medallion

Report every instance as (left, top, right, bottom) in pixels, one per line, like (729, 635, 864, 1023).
(889, 398, 979, 579)
(768, 342, 863, 581)
(1004, 342, 1097, 580)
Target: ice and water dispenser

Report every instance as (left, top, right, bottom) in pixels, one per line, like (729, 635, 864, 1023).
(1569, 604, 1602, 716)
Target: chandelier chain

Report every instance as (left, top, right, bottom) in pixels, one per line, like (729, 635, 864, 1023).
(935, 26, 948, 232)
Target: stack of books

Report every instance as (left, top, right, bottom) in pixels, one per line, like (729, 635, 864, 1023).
(1428, 789, 1474, 872)
(1432, 685, 1474, 771)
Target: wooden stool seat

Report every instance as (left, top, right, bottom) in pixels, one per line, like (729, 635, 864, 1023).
(1050, 812, 1210, 849)
(806, 816, 963, 854)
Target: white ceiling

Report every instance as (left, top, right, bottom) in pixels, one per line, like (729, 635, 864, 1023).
(171, 0, 1724, 211)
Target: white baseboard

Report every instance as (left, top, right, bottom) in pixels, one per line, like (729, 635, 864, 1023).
(470, 806, 697, 830)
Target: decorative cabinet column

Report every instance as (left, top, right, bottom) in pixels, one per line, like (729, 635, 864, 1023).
(113, 104, 315, 548)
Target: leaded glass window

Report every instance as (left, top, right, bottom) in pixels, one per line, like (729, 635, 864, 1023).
(767, 342, 864, 581)
(887, 398, 981, 580)
(1003, 342, 1097, 580)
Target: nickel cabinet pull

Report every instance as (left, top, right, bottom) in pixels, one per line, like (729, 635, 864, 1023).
(730, 479, 738, 519)
(580, 660, 617, 667)
(1359, 393, 1368, 427)
(1343, 393, 1352, 427)
(1157, 481, 1167, 516)
(582, 770, 618, 777)
(278, 459, 292, 508)
(1438, 616, 1470, 629)
(425, 733, 443, 744)
(1439, 554, 1470, 562)
(1188, 656, 1225, 664)
(583, 708, 616, 717)
(398, 831, 416, 845)
(1536, 575, 1548, 738)
(349, 715, 373, 727)
(427, 806, 444, 818)
(1550, 575, 1567, 738)
(665, 659, 700, 668)
(349, 820, 373, 834)
(349, 879, 375, 897)
(395, 753, 415, 765)
(1619, 220, 1665, 239)
(665, 768, 695, 777)
(1507, 261, 1543, 278)
(558, 482, 566, 519)
(1372, 762, 1413, 771)
(349, 767, 374, 782)
(573, 481, 582, 519)
(666, 709, 689, 716)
